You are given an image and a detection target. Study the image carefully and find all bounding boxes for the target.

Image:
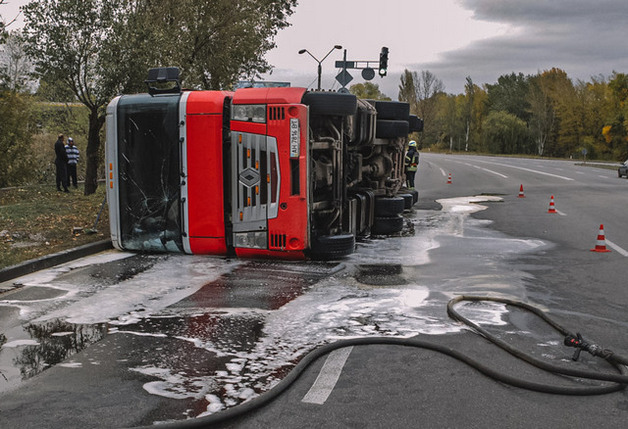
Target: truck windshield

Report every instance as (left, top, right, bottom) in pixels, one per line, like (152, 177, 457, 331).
(116, 94, 183, 252)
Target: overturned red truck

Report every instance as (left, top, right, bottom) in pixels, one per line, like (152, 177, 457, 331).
(105, 67, 423, 260)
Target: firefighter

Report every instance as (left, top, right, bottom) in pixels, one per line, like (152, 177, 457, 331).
(405, 140, 419, 189)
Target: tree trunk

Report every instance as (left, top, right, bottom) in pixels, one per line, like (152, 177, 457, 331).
(84, 107, 105, 195)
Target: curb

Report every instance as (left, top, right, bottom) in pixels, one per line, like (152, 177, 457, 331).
(0, 239, 113, 284)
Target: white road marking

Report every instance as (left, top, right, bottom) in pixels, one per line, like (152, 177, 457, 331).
(439, 167, 447, 176)
(472, 160, 575, 181)
(605, 239, 628, 257)
(302, 346, 353, 405)
(472, 165, 508, 178)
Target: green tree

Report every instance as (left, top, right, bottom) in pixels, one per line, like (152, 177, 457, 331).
(0, 91, 33, 186)
(349, 82, 390, 100)
(22, 0, 298, 195)
(482, 110, 531, 154)
(485, 72, 531, 123)
(122, 0, 298, 90)
(398, 69, 418, 111)
(606, 72, 628, 159)
(22, 0, 125, 195)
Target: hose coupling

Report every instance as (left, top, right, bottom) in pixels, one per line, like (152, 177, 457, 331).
(564, 333, 612, 361)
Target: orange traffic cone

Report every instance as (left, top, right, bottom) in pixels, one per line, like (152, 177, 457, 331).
(547, 195, 557, 213)
(447, 173, 452, 184)
(518, 184, 525, 198)
(590, 224, 611, 253)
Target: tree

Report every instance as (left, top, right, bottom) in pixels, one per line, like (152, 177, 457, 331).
(349, 82, 390, 100)
(0, 31, 36, 92)
(398, 69, 418, 110)
(22, 0, 298, 195)
(22, 0, 125, 195)
(482, 110, 530, 154)
(397, 69, 443, 145)
(0, 91, 33, 186)
(485, 72, 531, 123)
(121, 0, 298, 90)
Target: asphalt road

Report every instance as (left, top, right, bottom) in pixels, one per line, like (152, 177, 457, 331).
(1, 153, 628, 428)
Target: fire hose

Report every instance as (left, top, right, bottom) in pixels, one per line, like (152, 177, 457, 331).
(136, 295, 628, 428)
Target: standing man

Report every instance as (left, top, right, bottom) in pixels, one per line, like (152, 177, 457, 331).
(65, 137, 80, 188)
(54, 133, 69, 193)
(404, 140, 420, 189)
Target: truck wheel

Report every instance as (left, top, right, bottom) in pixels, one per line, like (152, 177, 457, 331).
(302, 92, 357, 116)
(409, 189, 419, 204)
(372, 215, 404, 235)
(409, 115, 424, 132)
(310, 234, 356, 259)
(399, 193, 413, 210)
(375, 120, 409, 139)
(374, 196, 405, 217)
(367, 100, 410, 120)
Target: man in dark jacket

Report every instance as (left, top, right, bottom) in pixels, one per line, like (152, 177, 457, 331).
(54, 134, 69, 192)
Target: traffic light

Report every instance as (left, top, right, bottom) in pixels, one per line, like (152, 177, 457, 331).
(378, 47, 389, 77)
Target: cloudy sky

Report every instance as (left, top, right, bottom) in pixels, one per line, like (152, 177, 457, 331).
(3, 0, 628, 97)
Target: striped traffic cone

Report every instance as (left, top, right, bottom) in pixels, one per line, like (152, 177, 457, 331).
(447, 173, 452, 184)
(590, 224, 611, 253)
(518, 184, 525, 198)
(547, 195, 557, 213)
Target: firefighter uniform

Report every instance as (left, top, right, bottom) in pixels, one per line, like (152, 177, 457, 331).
(405, 141, 419, 189)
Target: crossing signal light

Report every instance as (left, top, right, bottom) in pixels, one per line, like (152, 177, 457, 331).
(379, 47, 389, 77)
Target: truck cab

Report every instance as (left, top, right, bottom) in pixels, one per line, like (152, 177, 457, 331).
(105, 68, 422, 260)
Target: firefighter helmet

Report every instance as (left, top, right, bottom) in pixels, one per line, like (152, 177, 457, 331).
(408, 140, 417, 147)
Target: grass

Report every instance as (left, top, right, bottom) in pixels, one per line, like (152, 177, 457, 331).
(0, 184, 110, 270)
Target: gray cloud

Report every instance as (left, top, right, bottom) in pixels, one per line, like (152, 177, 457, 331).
(410, 0, 628, 93)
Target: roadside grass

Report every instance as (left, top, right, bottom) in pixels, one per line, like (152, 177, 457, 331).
(0, 184, 109, 270)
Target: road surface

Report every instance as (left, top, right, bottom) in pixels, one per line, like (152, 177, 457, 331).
(1, 153, 627, 428)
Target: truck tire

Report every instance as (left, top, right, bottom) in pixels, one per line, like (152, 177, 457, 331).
(409, 189, 419, 204)
(372, 215, 404, 235)
(302, 92, 357, 116)
(409, 115, 424, 132)
(375, 120, 409, 139)
(399, 193, 413, 210)
(367, 100, 410, 120)
(374, 196, 405, 217)
(310, 234, 356, 260)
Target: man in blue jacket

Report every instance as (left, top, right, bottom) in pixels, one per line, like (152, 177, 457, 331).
(65, 137, 80, 188)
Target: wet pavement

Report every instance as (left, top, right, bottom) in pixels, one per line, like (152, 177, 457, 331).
(0, 194, 626, 428)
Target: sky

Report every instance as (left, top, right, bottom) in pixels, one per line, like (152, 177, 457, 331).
(3, 0, 628, 97)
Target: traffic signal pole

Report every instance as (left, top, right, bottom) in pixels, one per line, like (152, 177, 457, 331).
(335, 46, 389, 91)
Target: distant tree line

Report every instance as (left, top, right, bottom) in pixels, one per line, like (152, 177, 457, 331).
(399, 69, 628, 161)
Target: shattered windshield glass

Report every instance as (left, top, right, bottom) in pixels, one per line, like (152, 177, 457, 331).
(116, 94, 183, 252)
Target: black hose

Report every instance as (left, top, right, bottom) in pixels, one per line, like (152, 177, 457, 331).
(133, 296, 628, 429)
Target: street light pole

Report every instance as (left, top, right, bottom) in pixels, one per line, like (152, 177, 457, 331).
(298, 45, 342, 90)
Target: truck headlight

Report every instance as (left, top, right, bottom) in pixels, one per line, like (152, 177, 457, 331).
(234, 231, 268, 249)
(231, 104, 266, 123)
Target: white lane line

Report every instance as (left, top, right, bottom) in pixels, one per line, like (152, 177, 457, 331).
(605, 239, 628, 257)
(472, 165, 508, 178)
(439, 167, 447, 176)
(302, 346, 353, 405)
(472, 160, 575, 181)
